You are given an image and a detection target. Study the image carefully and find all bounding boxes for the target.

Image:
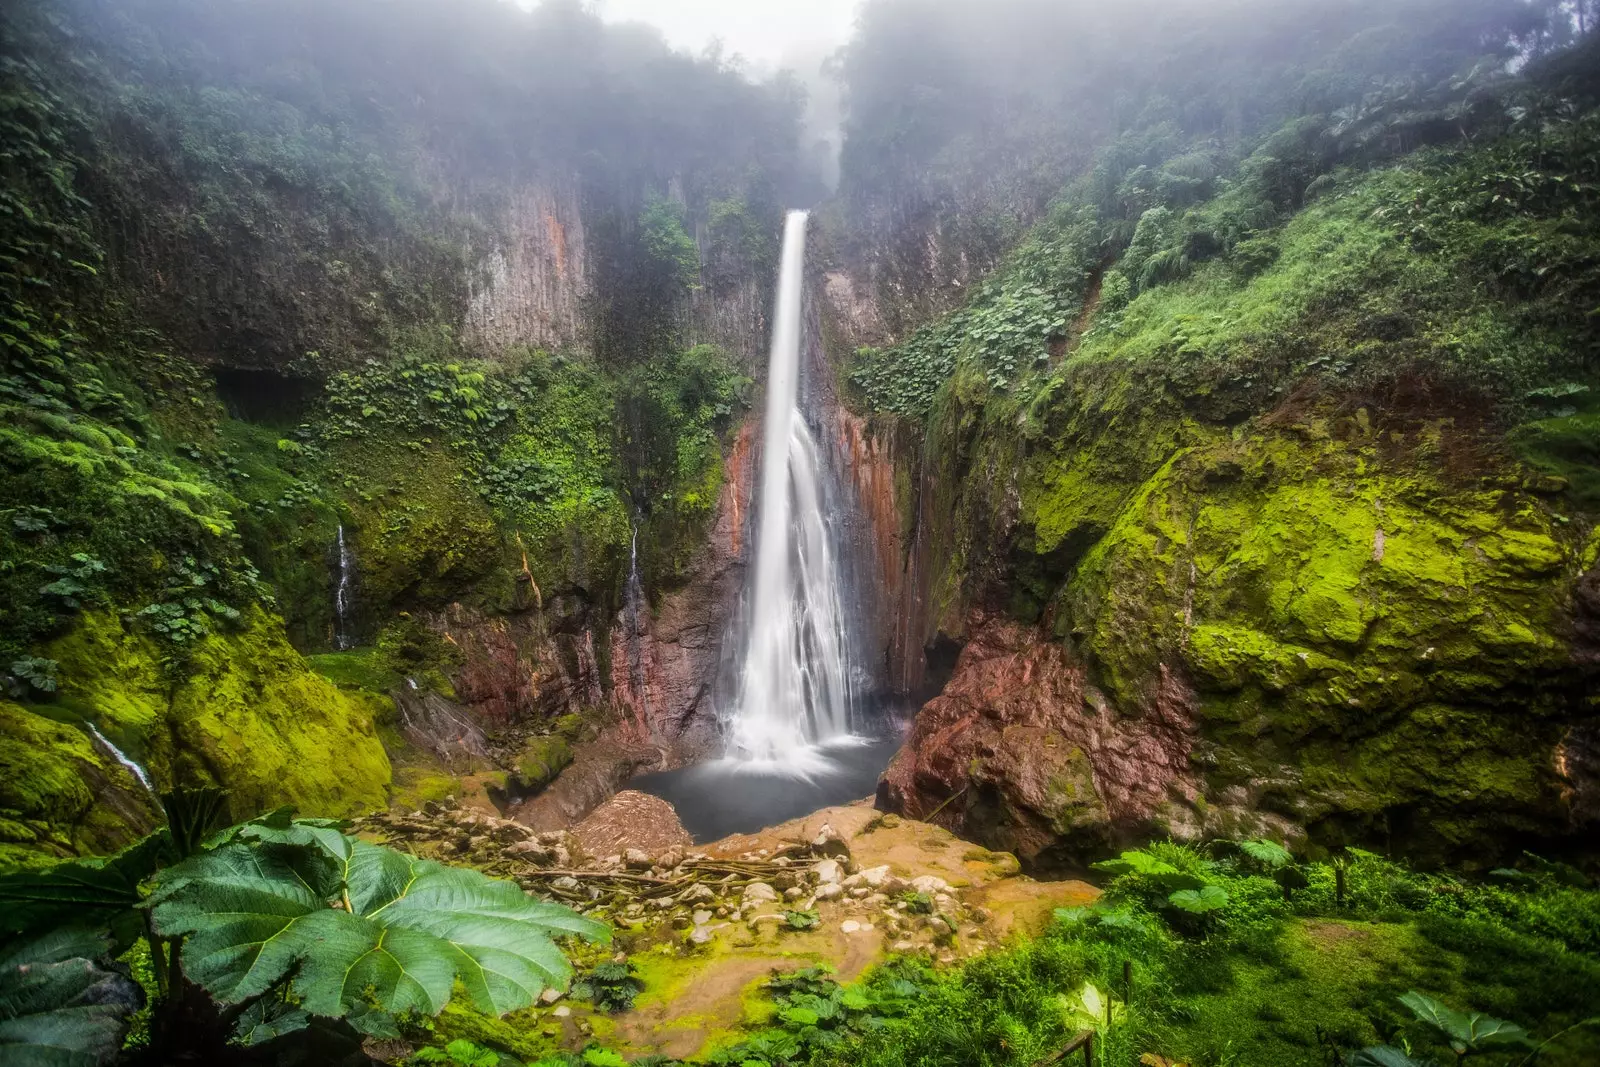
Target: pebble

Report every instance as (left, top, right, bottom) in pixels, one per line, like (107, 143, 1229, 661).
(814, 883, 844, 901)
(910, 875, 950, 895)
(552, 1006, 572, 1018)
(892, 940, 914, 952)
(841, 920, 861, 933)
(539, 988, 562, 1004)
(624, 848, 653, 870)
(689, 924, 716, 945)
(692, 909, 713, 925)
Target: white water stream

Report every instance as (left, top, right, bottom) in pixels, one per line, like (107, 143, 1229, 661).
(86, 723, 156, 796)
(722, 210, 859, 773)
(335, 524, 354, 650)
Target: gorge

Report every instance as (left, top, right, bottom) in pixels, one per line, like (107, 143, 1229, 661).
(1, 0, 1599, 1065)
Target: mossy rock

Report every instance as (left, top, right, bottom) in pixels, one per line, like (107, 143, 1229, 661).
(512, 734, 574, 794)
(0, 700, 160, 868)
(44, 607, 392, 828)
(1057, 423, 1587, 858)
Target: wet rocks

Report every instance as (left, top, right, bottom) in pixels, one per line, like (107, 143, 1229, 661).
(879, 610, 1201, 867)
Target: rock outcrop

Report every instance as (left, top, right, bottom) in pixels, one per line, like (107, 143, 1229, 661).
(879, 611, 1207, 868)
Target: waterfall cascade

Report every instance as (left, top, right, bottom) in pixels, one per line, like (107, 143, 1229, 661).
(86, 723, 156, 796)
(721, 211, 859, 772)
(622, 521, 651, 728)
(334, 524, 355, 650)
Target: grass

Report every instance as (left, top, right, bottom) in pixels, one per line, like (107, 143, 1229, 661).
(488, 847, 1600, 1067)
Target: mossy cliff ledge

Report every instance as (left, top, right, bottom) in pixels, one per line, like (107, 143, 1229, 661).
(877, 410, 1596, 866)
(19, 609, 390, 849)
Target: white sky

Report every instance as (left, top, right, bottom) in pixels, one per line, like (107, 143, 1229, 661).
(587, 0, 862, 74)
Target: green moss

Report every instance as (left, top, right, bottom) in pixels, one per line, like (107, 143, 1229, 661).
(304, 648, 403, 693)
(45, 608, 391, 825)
(335, 439, 507, 610)
(432, 1000, 557, 1061)
(0, 700, 159, 867)
(1059, 423, 1579, 856)
(513, 734, 574, 793)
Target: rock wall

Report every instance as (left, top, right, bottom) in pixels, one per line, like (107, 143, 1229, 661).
(608, 419, 759, 761)
(464, 177, 589, 356)
(872, 402, 1600, 866)
(6, 608, 393, 864)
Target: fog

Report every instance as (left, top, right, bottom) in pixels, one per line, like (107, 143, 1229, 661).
(590, 0, 861, 71)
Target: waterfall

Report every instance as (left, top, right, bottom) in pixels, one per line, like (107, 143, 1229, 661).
(623, 521, 651, 727)
(86, 723, 156, 796)
(334, 524, 354, 650)
(722, 210, 858, 772)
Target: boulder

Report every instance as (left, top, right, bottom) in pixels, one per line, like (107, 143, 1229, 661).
(742, 882, 779, 907)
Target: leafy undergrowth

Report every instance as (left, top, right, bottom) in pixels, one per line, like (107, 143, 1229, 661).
(441, 845, 1600, 1067)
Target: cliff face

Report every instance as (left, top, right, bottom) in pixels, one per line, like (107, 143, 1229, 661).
(465, 177, 590, 356)
(822, 82, 1600, 865)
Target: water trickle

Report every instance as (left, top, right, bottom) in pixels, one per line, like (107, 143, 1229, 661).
(622, 521, 651, 727)
(721, 210, 859, 773)
(334, 524, 355, 650)
(86, 723, 156, 796)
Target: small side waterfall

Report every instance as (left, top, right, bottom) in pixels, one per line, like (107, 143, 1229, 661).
(622, 521, 651, 730)
(334, 524, 355, 650)
(86, 723, 156, 796)
(722, 210, 858, 771)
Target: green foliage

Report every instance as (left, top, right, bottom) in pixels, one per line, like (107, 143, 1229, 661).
(0, 806, 608, 1062)
(1237, 840, 1294, 869)
(1398, 991, 1533, 1058)
(410, 1038, 504, 1066)
(570, 961, 643, 1014)
(784, 910, 821, 931)
(152, 813, 606, 1018)
(0, 928, 140, 1067)
(1167, 885, 1230, 916)
(639, 196, 702, 294)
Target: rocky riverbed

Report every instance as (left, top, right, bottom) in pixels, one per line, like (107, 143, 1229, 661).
(352, 795, 1096, 1058)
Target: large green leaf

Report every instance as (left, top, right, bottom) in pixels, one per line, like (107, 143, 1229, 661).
(0, 929, 140, 1067)
(0, 836, 168, 950)
(1168, 885, 1229, 914)
(1238, 839, 1293, 869)
(1398, 991, 1532, 1053)
(1347, 1047, 1433, 1067)
(151, 835, 609, 1020)
(1090, 850, 1205, 890)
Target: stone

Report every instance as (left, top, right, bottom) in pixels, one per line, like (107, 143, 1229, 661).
(552, 1006, 571, 1018)
(858, 865, 892, 888)
(811, 825, 850, 860)
(892, 940, 915, 952)
(623, 848, 654, 870)
(811, 858, 843, 885)
(689, 924, 716, 945)
(879, 814, 902, 829)
(815, 883, 844, 901)
(692, 909, 713, 925)
(506, 840, 554, 862)
(681, 883, 715, 904)
(742, 882, 779, 906)
(552, 876, 580, 891)
(910, 875, 950, 895)
(784, 886, 804, 900)
(840, 920, 861, 933)
(540, 988, 563, 1004)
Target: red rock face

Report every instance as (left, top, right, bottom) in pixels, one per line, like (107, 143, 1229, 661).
(609, 418, 759, 762)
(878, 610, 1202, 868)
(432, 603, 605, 728)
